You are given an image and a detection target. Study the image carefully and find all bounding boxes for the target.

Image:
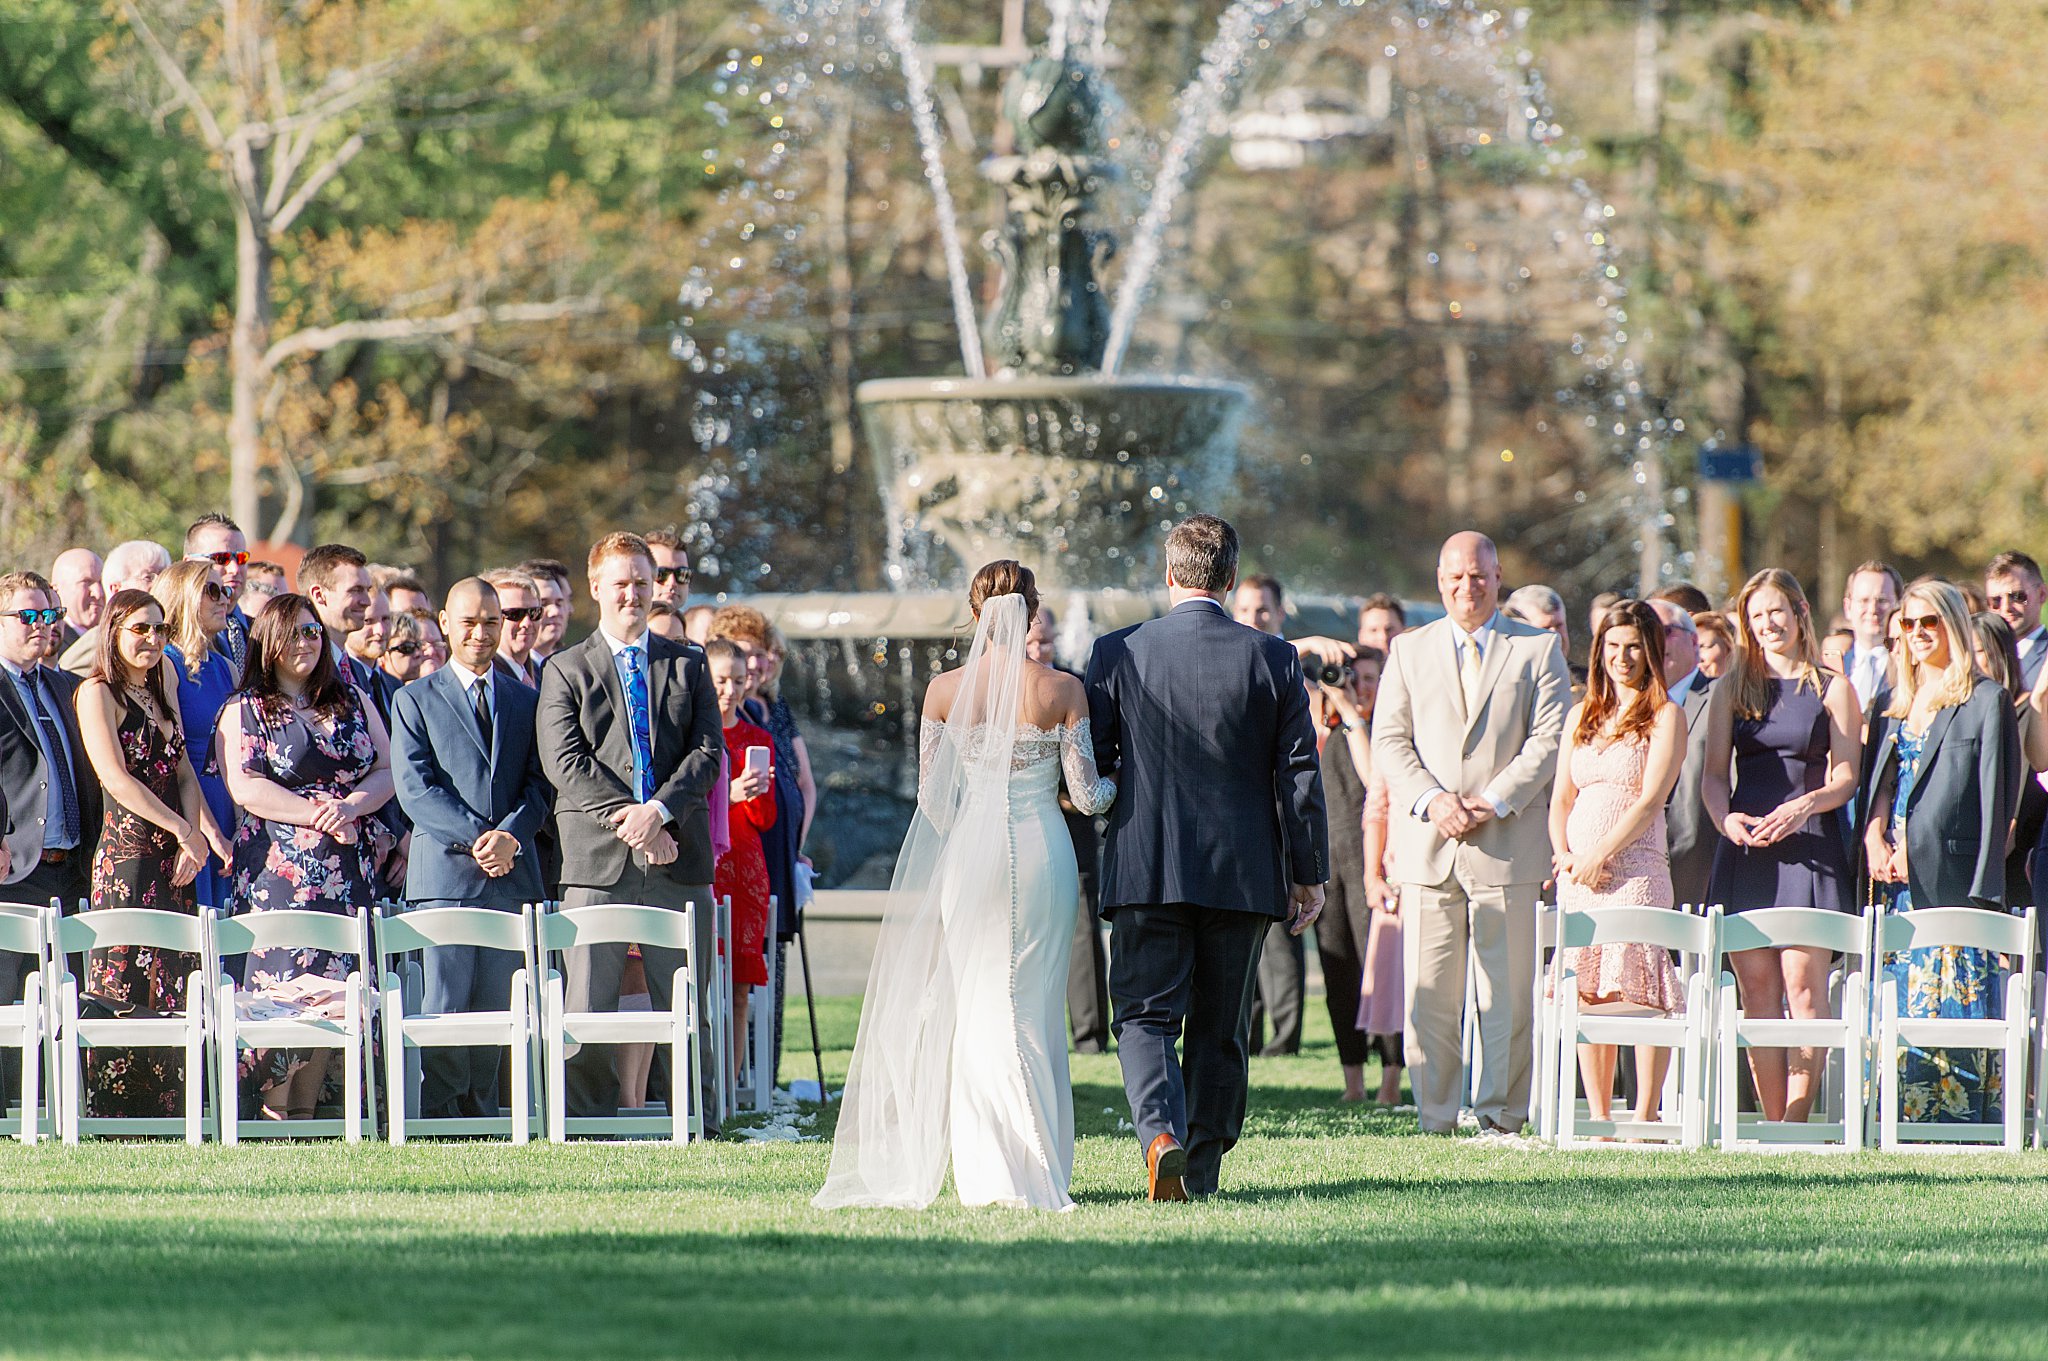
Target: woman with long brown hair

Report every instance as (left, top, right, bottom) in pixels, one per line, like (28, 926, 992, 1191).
(218, 594, 395, 1120)
(73, 588, 231, 1117)
(1701, 567, 1862, 1125)
(1547, 599, 1688, 1129)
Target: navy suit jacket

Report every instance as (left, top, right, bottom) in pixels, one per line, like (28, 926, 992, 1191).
(1085, 599, 1328, 918)
(0, 665, 103, 886)
(391, 665, 551, 907)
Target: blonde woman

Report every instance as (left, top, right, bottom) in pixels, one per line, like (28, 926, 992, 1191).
(1863, 580, 2018, 1124)
(1701, 568, 1861, 1124)
(152, 560, 239, 913)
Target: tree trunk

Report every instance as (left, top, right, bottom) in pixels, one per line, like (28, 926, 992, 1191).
(227, 165, 271, 536)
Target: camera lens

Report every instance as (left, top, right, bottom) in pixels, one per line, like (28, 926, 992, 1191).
(1317, 661, 1347, 686)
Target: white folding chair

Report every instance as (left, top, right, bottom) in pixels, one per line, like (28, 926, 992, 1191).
(374, 904, 538, 1144)
(207, 907, 373, 1144)
(1551, 903, 1717, 1150)
(54, 908, 209, 1144)
(714, 896, 735, 1124)
(737, 895, 778, 1112)
(1875, 906, 2035, 1152)
(1530, 901, 1563, 1140)
(536, 900, 702, 1144)
(1714, 907, 1869, 1152)
(0, 902, 54, 1143)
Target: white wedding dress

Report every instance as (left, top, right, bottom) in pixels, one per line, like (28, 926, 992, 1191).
(815, 594, 1115, 1212)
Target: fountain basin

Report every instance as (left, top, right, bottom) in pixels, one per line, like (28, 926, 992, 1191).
(858, 374, 1250, 589)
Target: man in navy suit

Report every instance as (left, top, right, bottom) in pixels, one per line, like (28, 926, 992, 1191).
(1086, 515, 1328, 1200)
(390, 577, 553, 1119)
(183, 513, 254, 677)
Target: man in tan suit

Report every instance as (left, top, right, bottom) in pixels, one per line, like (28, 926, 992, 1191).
(1371, 531, 1570, 1134)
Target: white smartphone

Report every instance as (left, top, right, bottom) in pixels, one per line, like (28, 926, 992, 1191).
(744, 744, 772, 777)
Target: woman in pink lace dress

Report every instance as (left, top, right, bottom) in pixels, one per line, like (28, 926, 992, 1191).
(1548, 599, 1688, 1128)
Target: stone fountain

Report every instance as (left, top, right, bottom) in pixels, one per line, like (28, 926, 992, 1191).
(857, 53, 1249, 590)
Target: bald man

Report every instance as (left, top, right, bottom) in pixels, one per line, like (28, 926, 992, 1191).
(48, 549, 102, 652)
(389, 577, 553, 1121)
(1371, 531, 1570, 1135)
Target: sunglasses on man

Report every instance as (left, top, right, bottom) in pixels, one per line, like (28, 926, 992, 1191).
(2, 607, 66, 626)
(499, 606, 542, 623)
(386, 642, 421, 657)
(654, 566, 692, 586)
(192, 550, 250, 568)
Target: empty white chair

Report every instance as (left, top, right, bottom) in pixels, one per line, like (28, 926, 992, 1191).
(374, 904, 538, 1144)
(0, 902, 53, 1143)
(1875, 906, 2035, 1152)
(1551, 903, 1717, 1150)
(54, 908, 209, 1144)
(207, 907, 374, 1144)
(536, 900, 702, 1144)
(737, 895, 779, 1113)
(1714, 907, 1870, 1151)
(713, 896, 734, 1124)
(1530, 901, 1563, 1140)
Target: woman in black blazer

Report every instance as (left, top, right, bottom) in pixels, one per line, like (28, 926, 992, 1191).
(1861, 580, 2019, 1124)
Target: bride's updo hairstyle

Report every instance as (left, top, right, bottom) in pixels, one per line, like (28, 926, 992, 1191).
(967, 559, 1038, 623)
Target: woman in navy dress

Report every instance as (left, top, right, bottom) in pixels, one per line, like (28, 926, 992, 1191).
(218, 594, 394, 1120)
(153, 560, 239, 914)
(1701, 567, 1862, 1124)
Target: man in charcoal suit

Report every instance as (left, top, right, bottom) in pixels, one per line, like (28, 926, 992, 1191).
(536, 533, 724, 1129)
(390, 577, 553, 1119)
(1650, 599, 1720, 909)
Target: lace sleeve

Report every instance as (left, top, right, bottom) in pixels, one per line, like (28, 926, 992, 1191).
(917, 718, 950, 827)
(1061, 719, 1117, 815)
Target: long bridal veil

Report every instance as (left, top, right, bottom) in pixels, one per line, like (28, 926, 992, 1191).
(814, 593, 1031, 1209)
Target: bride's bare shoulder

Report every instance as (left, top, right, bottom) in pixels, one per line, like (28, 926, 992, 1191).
(923, 666, 963, 722)
(1022, 661, 1085, 727)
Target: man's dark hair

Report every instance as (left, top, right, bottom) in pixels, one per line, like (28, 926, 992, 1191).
(1987, 551, 2044, 586)
(299, 543, 368, 593)
(644, 527, 686, 553)
(1650, 582, 1713, 615)
(182, 512, 242, 554)
(1848, 560, 1903, 598)
(1240, 573, 1285, 607)
(1358, 592, 1406, 625)
(518, 557, 571, 589)
(1163, 514, 1239, 593)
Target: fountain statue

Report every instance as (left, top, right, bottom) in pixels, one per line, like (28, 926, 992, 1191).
(857, 50, 1249, 591)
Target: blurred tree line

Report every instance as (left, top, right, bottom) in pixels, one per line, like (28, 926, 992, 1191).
(2, 0, 2042, 608)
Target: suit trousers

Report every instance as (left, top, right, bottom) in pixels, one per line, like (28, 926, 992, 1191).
(1108, 903, 1269, 1196)
(417, 900, 525, 1120)
(1067, 909, 1110, 1054)
(1, 856, 87, 1103)
(1401, 876, 1538, 1132)
(1247, 921, 1305, 1056)
(561, 872, 717, 1129)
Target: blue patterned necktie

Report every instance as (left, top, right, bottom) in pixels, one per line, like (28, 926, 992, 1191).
(622, 646, 654, 803)
(25, 669, 81, 844)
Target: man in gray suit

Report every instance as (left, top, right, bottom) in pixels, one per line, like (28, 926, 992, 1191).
(536, 533, 723, 1125)
(391, 578, 553, 1119)
(1650, 599, 1720, 908)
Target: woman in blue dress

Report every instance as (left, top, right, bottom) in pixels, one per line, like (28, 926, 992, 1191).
(1863, 580, 2020, 1123)
(152, 560, 239, 914)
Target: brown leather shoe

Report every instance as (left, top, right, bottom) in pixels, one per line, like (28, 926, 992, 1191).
(1145, 1133, 1188, 1202)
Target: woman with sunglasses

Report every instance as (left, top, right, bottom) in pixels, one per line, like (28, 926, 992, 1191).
(379, 611, 433, 686)
(153, 560, 239, 915)
(218, 594, 395, 1120)
(73, 589, 232, 1118)
(1863, 580, 2020, 1124)
(1701, 567, 1862, 1126)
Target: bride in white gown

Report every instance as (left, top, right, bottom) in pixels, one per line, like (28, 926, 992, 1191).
(815, 564, 1116, 1211)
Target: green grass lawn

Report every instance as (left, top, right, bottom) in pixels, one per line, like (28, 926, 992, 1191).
(5, 997, 2048, 1359)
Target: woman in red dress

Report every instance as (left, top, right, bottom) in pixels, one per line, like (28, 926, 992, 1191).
(706, 638, 778, 1054)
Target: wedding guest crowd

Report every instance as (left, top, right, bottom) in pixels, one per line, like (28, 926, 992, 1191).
(0, 517, 816, 1133)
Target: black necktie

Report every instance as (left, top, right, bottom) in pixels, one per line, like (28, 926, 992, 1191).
(471, 677, 493, 751)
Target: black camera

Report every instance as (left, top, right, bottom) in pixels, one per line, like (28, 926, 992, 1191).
(1315, 660, 1349, 686)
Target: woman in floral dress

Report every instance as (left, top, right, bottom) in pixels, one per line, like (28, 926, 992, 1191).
(73, 590, 232, 1117)
(1548, 599, 1688, 1129)
(218, 595, 395, 1120)
(1863, 580, 2020, 1124)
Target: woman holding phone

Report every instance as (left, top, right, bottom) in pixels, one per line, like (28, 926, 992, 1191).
(706, 637, 778, 1056)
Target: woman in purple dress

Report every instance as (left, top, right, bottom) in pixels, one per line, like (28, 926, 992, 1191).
(218, 595, 394, 1120)
(1701, 568, 1862, 1125)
